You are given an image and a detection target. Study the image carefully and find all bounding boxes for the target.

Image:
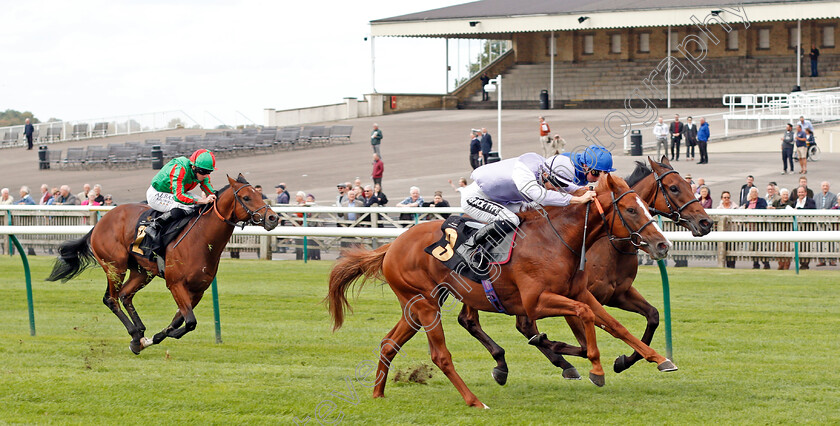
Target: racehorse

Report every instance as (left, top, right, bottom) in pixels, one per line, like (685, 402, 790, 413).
(457, 156, 712, 384)
(327, 173, 676, 408)
(46, 174, 279, 354)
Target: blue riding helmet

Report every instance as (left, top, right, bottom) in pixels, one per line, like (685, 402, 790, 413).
(579, 145, 616, 172)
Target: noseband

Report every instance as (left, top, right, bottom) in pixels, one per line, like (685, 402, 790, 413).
(212, 184, 273, 229)
(649, 169, 699, 226)
(598, 190, 657, 250)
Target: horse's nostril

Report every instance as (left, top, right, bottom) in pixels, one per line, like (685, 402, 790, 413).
(658, 242, 669, 252)
(700, 219, 712, 229)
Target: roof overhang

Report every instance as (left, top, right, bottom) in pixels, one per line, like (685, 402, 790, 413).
(370, 2, 840, 38)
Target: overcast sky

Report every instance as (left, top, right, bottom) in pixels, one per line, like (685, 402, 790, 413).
(1, 0, 467, 127)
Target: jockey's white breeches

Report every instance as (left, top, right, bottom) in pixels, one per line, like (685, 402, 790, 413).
(146, 186, 195, 213)
(460, 182, 521, 226)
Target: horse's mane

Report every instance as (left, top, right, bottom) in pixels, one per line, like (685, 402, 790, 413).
(214, 174, 250, 197)
(624, 160, 673, 188)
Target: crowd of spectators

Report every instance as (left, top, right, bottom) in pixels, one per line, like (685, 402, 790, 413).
(0, 182, 116, 207)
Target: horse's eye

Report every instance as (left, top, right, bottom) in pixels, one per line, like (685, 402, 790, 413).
(669, 185, 679, 192)
(627, 207, 636, 214)
(243, 196, 251, 202)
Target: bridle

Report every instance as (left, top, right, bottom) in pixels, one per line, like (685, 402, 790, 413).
(211, 183, 273, 229)
(596, 189, 657, 251)
(648, 169, 699, 227)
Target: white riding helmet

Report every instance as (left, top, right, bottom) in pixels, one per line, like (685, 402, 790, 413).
(544, 155, 576, 189)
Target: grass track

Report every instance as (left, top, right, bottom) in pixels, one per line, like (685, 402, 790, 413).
(1, 257, 839, 424)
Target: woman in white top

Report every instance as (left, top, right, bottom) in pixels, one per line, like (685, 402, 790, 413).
(716, 190, 737, 209)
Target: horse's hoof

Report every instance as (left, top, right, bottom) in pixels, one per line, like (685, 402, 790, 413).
(141, 337, 154, 349)
(588, 372, 605, 387)
(129, 340, 143, 355)
(482, 403, 490, 410)
(657, 359, 678, 372)
(562, 367, 581, 380)
(614, 354, 630, 373)
(491, 367, 508, 386)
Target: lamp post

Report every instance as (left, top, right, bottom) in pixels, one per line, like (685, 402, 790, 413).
(484, 74, 502, 159)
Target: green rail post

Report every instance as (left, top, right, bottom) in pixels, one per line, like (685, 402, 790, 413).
(656, 216, 673, 360)
(793, 215, 800, 275)
(9, 235, 35, 336)
(211, 277, 222, 344)
(7, 210, 14, 256)
(414, 213, 419, 226)
(303, 212, 308, 264)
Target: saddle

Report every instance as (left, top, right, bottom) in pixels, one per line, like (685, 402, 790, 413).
(133, 208, 198, 263)
(424, 216, 517, 284)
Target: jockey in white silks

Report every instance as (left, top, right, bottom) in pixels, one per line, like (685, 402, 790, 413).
(460, 152, 597, 249)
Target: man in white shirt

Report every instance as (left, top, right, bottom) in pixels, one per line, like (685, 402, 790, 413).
(652, 117, 669, 159)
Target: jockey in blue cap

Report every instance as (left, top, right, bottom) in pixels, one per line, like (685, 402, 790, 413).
(461, 152, 597, 251)
(563, 144, 617, 186)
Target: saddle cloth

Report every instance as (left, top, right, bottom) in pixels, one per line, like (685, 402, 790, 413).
(424, 216, 517, 284)
(133, 208, 197, 260)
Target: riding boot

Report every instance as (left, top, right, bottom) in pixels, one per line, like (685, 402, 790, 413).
(144, 208, 187, 253)
(471, 219, 517, 253)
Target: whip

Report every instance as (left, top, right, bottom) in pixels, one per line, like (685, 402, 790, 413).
(579, 184, 595, 271)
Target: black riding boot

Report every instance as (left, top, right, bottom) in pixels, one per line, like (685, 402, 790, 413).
(472, 219, 517, 252)
(144, 208, 187, 249)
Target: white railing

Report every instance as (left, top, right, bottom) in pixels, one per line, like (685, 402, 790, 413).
(721, 87, 840, 136)
(0, 111, 201, 149)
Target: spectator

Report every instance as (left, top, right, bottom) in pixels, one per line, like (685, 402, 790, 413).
(684, 116, 697, 161)
(696, 117, 709, 164)
(45, 188, 60, 205)
(24, 118, 35, 150)
(429, 190, 451, 219)
(366, 183, 388, 207)
(480, 73, 490, 101)
(669, 113, 683, 161)
(795, 124, 808, 174)
(16, 186, 35, 205)
(54, 185, 80, 205)
(814, 181, 837, 267)
(538, 116, 551, 156)
(76, 183, 91, 202)
(354, 178, 363, 188)
(372, 153, 384, 187)
(794, 186, 816, 269)
(738, 175, 755, 206)
(370, 123, 383, 159)
(335, 183, 348, 207)
(799, 176, 814, 198)
(690, 183, 698, 196)
(479, 128, 492, 165)
(716, 191, 737, 209)
(781, 123, 795, 174)
(694, 177, 706, 195)
(809, 43, 820, 77)
(38, 184, 52, 205)
(805, 128, 816, 161)
(254, 185, 270, 205)
(275, 183, 290, 204)
(652, 116, 668, 159)
(92, 184, 105, 204)
(103, 194, 116, 207)
(764, 182, 781, 207)
(448, 177, 468, 194)
(397, 186, 423, 207)
(741, 187, 769, 269)
(798, 116, 814, 134)
(81, 190, 101, 206)
(771, 188, 795, 209)
(469, 130, 481, 170)
(1, 188, 15, 205)
(306, 193, 316, 204)
(342, 189, 364, 221)
(698, 186, 713, 208)
(548, 134, 566, 156)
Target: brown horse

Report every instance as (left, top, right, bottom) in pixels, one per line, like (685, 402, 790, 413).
(327, 174, 676, 408)
(46, 174, 278, 354)
(457, 156, 712, 385)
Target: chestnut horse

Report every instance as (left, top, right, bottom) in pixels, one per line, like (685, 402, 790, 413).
(457, 156, 712, 385)
(47, 174, 279, 354)
(327, 174, 676, 408)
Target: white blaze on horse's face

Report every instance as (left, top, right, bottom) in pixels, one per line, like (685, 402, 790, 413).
(637, 197, 671, 247)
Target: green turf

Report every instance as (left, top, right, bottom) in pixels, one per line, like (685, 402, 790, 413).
(1, 256, 839, 424)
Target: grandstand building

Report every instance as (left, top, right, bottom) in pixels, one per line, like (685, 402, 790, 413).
(371, 0, 840, 109)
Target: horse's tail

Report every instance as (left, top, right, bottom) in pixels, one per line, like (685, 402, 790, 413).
(46, 230, 97, 282)
(325, 243, 390, 331)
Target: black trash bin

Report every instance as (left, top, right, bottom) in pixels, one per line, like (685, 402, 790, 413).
(539, 90, 549, 110)
(151, 145, 164, 169)
(38, 145, 49, 170)
(630, 130, 643, 156)
(486, 151, 501, 164)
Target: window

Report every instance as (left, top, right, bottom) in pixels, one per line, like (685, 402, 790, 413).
(789, 27, 800, 48)
(638, 33, 650, 52)
(727, 29, 739, 50)
(758, 28, 770, 49)
(670, 31, 680, 51)
(824, 26, 836, 47)
(611, 34, 621, 53)
(583, 34, 594, 54)
(698, 30, 711, 51)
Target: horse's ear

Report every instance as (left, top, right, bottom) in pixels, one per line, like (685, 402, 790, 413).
(603, 172, 616, 191)
(236, 173, 249, 184)
(227, 174, 237, 186)
(659, 155, 671, 167)
(647, 156, 661, 172)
